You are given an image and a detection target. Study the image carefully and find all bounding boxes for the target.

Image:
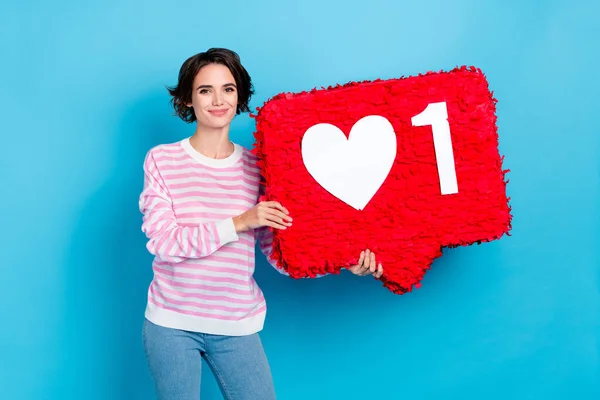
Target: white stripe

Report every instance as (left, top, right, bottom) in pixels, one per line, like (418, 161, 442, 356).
(152, 295, 259, 317)
(169, 185, 258, 199)
(154, 278, 255, 297)
(166, 176, 258, 191)
(157, 287, 261, 307)
(174, 195, 255, 208)
(157, 266, 251, 283)
(176, 204, 250, 214)
(160, 167, 256, 180)
(154, 271, 254, 292)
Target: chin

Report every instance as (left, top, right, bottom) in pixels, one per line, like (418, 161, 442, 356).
(210, 122, 231, 130)
(199, 115, 235, 130)
(212, 117, 234, 128)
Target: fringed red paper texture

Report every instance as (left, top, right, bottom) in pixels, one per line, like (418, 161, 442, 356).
(252, 66, 512, 294)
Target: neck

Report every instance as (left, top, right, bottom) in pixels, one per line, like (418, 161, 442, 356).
(189, 125, 234, 159)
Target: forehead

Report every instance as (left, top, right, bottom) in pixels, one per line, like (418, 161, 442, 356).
(193, 63, 235, 85)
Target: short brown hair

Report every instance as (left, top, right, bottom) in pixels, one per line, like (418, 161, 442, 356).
(166, 48, 254, 123)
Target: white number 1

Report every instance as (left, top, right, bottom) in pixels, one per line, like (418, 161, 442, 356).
(411, 102, 459, 195)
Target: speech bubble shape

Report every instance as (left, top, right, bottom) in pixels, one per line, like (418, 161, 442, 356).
(252, 66, 512, 294)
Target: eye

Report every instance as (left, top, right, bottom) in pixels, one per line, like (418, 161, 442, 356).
(199, 89, 210, 94)
(225, 87, 235, 92)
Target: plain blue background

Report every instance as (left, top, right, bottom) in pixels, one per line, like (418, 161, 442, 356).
(1, 0, 599, 399)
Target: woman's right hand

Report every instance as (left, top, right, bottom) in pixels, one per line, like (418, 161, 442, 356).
(233, 201, 293, 233)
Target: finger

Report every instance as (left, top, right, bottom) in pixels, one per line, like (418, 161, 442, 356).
(369, 253, 376, 274)
(260, 210, 292, 227)
(357, 251, 365, 268)
(262, 201, 289, 215)
(263, 207, 293, 223)
(375, 263, 383, 279)
(264, 215, 292, 229)
(264, 220, 288, 230)
(257, 213, 289, 230)
(361, 250, 371, 275)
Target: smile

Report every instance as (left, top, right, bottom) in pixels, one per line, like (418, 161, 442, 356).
(208, 109, 229, 117)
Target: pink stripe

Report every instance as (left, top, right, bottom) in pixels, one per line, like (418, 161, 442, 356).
(177, 212, 243, 221)
(159, 146, 185, 154)
(177, 212, 238, 220)
(247, 304, 267, 318)
(241, 159, 259, 168)
(150, 285, 260, 313)
(156, 158, 259, 172)
(163, 297, 257, 314)
(217, 246, 253, 258)
(210, 221, 219, 250)
(164, 171, 255, 182)
(149, 297, 266, 320)
(177, 200, 250, 211)
(203, 254, 253, 266)
(157, 285, 262, 305)
(242, 153, 258, 164)
(154, 266, 248, 284)
(154, 154, 191, 163)
(163, 232, 180, 259)
(165, 171, 246, 181)
(260, 231, 273, 245)
(169, 176, 258, 188)
(184, 228, 194, 258)
(154, 261, 250, 276)
(154, 274, 252, 295)
(152, 229, 173, 256)
(151, 286, 259, 313)
(237, 236, 254, 247)
(201, 224, 208, 255)
(172, 181, 254, 192)
(169, 182, 255, 195)
(173, 191, 254, 201)
(171, 190, 257, 203)
(159, 162, 245, 173)
(241, 169, 260, 180)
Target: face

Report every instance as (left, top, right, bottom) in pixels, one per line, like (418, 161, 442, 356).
(187, 63, 238, 129)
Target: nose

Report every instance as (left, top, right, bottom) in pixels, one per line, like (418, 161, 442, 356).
(212, 91, 223, 106)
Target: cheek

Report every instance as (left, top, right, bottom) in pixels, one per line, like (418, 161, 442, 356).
(228, 92, 239, 105)
(192, 95, 209, 109)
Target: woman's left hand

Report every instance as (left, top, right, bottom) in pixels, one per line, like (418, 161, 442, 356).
(347, 249, 383, 278)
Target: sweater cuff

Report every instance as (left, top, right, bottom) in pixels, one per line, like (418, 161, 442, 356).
(215, 218, 239, 245)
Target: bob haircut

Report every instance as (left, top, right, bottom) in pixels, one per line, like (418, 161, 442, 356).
(167, 48, 254, 123)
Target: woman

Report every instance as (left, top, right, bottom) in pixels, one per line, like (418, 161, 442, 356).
(139, 47, 383, 400)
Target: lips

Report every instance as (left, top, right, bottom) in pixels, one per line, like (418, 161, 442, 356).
(208, 109, 229, 117)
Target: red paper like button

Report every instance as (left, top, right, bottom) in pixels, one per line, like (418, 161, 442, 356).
(252, 66, 512, 294)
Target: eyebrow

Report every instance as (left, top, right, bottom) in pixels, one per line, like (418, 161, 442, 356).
(196, 83, 237, 90)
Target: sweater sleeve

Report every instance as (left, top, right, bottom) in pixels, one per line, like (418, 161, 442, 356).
(257, 226, 336, 278)
(257, 226, 289, 275)
(139, 149, 239, 263)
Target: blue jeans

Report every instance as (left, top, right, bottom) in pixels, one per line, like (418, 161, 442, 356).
(142, 319, 276, 399)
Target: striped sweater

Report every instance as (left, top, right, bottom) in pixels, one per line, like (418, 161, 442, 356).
(139, 137, 286, 336)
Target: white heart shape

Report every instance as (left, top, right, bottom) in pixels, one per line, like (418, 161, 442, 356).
(301, 115, 397, 210)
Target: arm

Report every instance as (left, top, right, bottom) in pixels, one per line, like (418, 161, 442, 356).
(139, 150, 239, 263)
